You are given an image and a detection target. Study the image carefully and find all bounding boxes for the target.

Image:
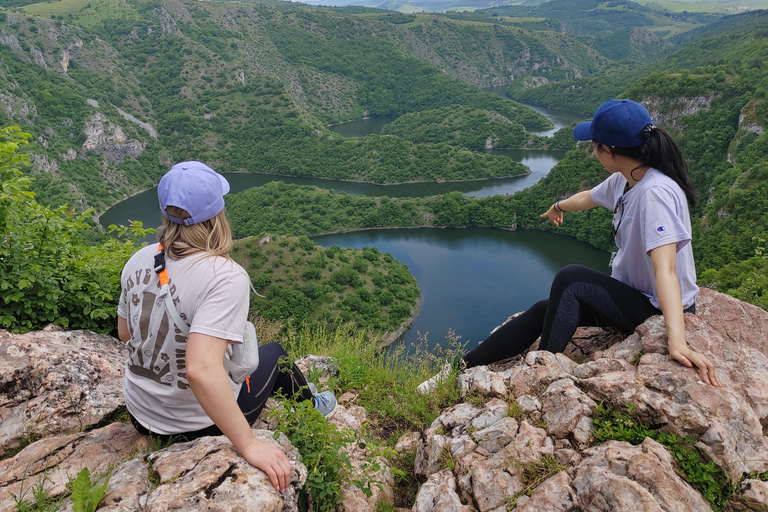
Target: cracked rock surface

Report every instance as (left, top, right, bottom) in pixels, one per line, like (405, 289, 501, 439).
(411, 289, 768, 511)
(0, 425, 306, 512)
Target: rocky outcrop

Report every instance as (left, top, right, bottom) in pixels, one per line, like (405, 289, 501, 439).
(410, 288, 768, 511)
(643, 95, 715, 132)
(0, 423, 307, 512)
(0, 325, 126, 458)
(116, 107, 158, 139)
(82, 113, 146, 162)
(629, 27, 661, 46)
(4, 289, 768, 510)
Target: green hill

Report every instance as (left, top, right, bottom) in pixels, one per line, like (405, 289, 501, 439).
(233, 234, 420, 335)
(1, 0, 636, 212)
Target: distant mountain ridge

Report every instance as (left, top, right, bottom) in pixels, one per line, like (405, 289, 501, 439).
(1, 0, 619, 211)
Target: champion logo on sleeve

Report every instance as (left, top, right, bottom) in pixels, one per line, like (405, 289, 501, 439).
(657, 226, 666, 232)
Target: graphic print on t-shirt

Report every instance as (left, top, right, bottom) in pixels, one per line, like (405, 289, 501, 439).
(123, 266, 190, 389)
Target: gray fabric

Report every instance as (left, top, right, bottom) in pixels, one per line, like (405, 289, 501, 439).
(590, 168, 698, 309)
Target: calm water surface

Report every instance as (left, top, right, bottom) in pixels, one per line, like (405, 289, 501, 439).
(102, 101, 603, 349)
(327, 116, 397, 137)
(99, 147, 563, 229)
(481, 85, 588, 137)
(313, 228, 609, 351)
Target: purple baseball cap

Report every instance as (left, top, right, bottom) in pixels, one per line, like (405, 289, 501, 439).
(573, 99, 654, 148)
(158, 161, 230, 226)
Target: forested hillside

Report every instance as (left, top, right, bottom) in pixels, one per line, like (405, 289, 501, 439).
(1, 0, 722, 213)
(0, 0, 632, 211)
(1, 0, 767, 340)
(511, 10, 768, 308)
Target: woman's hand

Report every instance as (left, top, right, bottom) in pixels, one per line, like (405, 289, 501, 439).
(187, 333, 294, 491)
(669, 345, 721, 387)
(539, 191, 598, 227)
(650, 244, 721, 387)
(540, 204, 563, 227)
(240, 437, 294, 492)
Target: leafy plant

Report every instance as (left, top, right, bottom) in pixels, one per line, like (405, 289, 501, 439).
(267, 394, 382, 512)
(592, 403, 735, 510)
(0, 126, 153, 333)
(69, 467, 111, 512)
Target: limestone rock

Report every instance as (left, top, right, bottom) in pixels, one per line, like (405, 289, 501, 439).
(395, 431, 421, 453)
(730, 479, 768, 511)
(81, 113, 145, 162)
(145, 430, 306, 512)
(473, 417, 518, 454)
(467, 457, 522, 511)
(0, 423, 150, 512)
(541, 379, 596, 445)
(500, 420, 554, 465)
(571, 438, 713, 512)
(513, 471, 577, 512)
(412, 470, 472, 512)
(507, 351, 574, 398)
(415, 432, 449, 477)
(459, 366, 508, 396)
(577, 312, 768, 480)
(414, 290, 768, 511)
(0, 326, 126, 457)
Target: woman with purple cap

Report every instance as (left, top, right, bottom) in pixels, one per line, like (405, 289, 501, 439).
(419, 99, 719, 393)
(117, 161, 337, 494)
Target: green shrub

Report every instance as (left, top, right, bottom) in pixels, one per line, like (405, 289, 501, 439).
(0, 127, 152, 333)
(267, 394, 382, 512)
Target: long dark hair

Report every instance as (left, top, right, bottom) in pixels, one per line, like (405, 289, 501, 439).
(604, 126, 698, 208)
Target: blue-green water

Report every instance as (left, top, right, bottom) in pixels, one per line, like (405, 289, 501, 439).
(101, 101, 606, 349)
(98, 149, 563, 230)
(313, 228, 609, 351)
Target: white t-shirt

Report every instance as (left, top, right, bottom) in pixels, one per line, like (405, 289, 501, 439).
(590, 168, 698, 310)
(117, 243, 250, 434)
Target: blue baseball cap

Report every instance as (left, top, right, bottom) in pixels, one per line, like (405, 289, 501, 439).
(158, 161, 230, 226)
(573, 99, 654, 148)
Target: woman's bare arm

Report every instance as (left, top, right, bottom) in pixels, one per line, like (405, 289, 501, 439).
(540, 190, 599, 227)
(649, 243, 720, 386)
(186, 333, 294, 491)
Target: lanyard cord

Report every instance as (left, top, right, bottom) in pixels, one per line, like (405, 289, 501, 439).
(153, 244, 190, 337)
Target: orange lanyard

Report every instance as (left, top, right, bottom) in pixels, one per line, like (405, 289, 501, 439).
(154, 243, 169, 286)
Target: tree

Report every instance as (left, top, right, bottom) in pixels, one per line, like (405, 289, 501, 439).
(0, 127, 151, 333)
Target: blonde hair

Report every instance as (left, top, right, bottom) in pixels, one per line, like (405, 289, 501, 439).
(157, 206, 233, 260)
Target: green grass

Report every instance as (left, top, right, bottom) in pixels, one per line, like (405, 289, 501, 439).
(256, 322, 465, 510)
(639, 0, 761, 13)
(22, 0, 140, 28)
(276, 324, 466, 435)
(23, 0, 93, 15)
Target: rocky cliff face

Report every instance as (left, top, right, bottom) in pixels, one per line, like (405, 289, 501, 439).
(0, 330, 386, 511)
(406, 288, 768, 511)
(643, 94, 715, 132)
(2, 288, 768, 510)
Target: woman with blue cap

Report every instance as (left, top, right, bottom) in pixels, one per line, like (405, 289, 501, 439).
(117, 161, 337, 494)
(419, 99, 719, 392)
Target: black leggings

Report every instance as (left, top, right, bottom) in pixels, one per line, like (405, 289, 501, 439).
(464, 264, 694, 368)
(130, 342, 313, 442)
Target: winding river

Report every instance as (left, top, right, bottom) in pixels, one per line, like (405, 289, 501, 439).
(101, 97, 605, 351)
